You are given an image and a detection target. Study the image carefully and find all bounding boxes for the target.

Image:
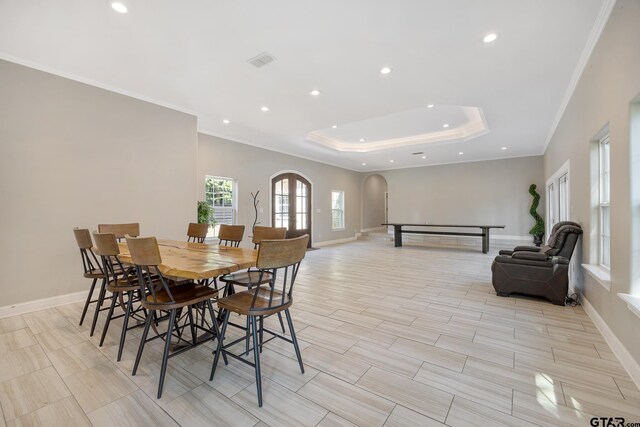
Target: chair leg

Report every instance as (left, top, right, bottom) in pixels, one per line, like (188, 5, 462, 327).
(187, 306, 197, 345)
(210, 310, 230, 381)
(259, 316, 264, 353)
(90, 278, 107, 337)
(117, 291, 134, 362)
(205, 300, 227, 365)
(245, 317, 251, 356)
(158, 308, 177, 399)
(285, 309, 304, 374)
(132, 309, 153, 376)
(251, 316, 263, 407)
(99, 291, 118, 347)
(277, 312, 286, 333)
(79, 278, 97, 326)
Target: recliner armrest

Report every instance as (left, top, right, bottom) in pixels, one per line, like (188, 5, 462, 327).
(512, 246, 542, 252)
(494, 255, 554, 267)
(512, 252, 549, 261)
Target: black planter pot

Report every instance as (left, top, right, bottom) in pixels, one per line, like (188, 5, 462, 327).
(533, 234, 544, 247)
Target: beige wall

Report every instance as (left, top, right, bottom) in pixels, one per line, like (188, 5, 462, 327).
(197, 134, 362, 246)
(368, 156, 544, 238)
(0, 60, 198, 306)
(362, 174, 388, 229)
(543, 0, 640, 362)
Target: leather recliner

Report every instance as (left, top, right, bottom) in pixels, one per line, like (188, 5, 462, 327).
(491, 222, 583, 305)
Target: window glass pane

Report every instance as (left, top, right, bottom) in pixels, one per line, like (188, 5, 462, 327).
(331, 191, 345, 230)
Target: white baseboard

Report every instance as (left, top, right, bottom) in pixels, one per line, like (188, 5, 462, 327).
(361, 226, 387, 232)
(579, 291, 640, 390)
(313, 236, 358, 248)
(0, 290, 86, 319)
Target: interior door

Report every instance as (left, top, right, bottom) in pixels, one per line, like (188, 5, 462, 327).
(272, 173, 312, 247)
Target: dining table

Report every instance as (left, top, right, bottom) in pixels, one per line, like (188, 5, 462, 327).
(117, 238, 257, 280)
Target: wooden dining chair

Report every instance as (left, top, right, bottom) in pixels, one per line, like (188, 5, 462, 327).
(217, 224, 245, 247)
(93, 232, 146, 361)
(187, 223, 209, 243)
(98, 223, 140, 242)
(127, 236, 224, 398)
(220, 226, 288, 342)
(210, 234, 309, 407)
(73, 227, 108, 335)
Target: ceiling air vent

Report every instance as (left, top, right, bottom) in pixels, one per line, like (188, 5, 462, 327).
(248, 52, 276, 68)
(412, 152, 424, 155)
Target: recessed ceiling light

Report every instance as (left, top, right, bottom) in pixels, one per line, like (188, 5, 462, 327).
(501, 146, 507, 150)
(427, 104, 435, 108)
(260, 106, 269, 112)
(458, 151, 464, 155)
(380, 67, 392, 75)
(309, 89, 321, 96)
(331, 124, 338, 129)
(222, 119, 230, 124)
(108, 1, 128, 13)
(362, 162, 367, 166)
(483, 33, 498, 43)
(359, 138, 366, 142)
(422, 156, 427, 159)
(389, 159, 394, 163)
(443, 123, 450, 128)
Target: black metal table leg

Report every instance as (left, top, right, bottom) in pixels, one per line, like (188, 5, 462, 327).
(482, 227, 490, 253)
(394, 225, 402, 247)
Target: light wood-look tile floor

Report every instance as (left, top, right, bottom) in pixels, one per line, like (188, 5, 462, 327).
(1, 239, 640, 426)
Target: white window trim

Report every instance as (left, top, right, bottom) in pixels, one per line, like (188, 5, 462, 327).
(204, 175, 238, 238)
(617, 293, 640, 319)
(582, 263, 611, 291)
(331, 190, 345, 231)
(598, 134, 611, 270)
(545, 160, 570, 241)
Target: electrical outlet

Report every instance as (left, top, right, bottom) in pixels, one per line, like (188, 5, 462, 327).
(318, 233, 322, 238)
(259, 207, 263, 213)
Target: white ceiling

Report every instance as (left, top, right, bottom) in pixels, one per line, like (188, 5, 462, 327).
(0, 0, 608, 171)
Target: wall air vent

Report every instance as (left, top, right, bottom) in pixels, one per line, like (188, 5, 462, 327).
(247, 52, 276, 68)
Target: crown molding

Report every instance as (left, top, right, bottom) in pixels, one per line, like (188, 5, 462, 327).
(542, 0, 617, 154)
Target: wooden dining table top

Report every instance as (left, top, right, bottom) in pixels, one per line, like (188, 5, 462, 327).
(117, 239, 257, 280)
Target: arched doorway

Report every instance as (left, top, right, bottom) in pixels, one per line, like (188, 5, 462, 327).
(362, 174, 388, 230)
(272, 172, 312, 247)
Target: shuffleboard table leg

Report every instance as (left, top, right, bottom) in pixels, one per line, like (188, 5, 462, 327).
(482, 228, 490, 253)
(394, 225, 402, 247)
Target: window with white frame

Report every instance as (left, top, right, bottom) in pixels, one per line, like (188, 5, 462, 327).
(205, 176, 236, 236)
(599, 135, 611, 269)
(331, 191, 345, 230)
(545, 161, 570, 240)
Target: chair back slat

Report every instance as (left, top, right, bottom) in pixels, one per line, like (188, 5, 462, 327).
(218, 224, 245, 247)
(73, 227, 93, 249)
(187, 222, 209, 243)
(98, 223, 140, 240)
(125, 236, 173, 304)
(256, 235, 308, 270)
(92, 232, 120, 256)
(126, 236, 161, 266)
(252, 226, 287, 248)
(73, 227, 101, 275)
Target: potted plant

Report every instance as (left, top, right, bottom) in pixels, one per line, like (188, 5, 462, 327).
(197, 201, 215, 228)
(528, 184, 545, 246)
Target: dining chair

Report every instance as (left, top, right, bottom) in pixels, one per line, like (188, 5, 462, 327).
(217, 224, 245, 247)
(73, 227, 108, 335)
(98, 223, 140, 242)
(210, 234, 309, 407)
(220, 226, 288, 344)
(93, 231, 146, 361)
(127, 236, 224, 398)
(187, 222, 209, 243)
